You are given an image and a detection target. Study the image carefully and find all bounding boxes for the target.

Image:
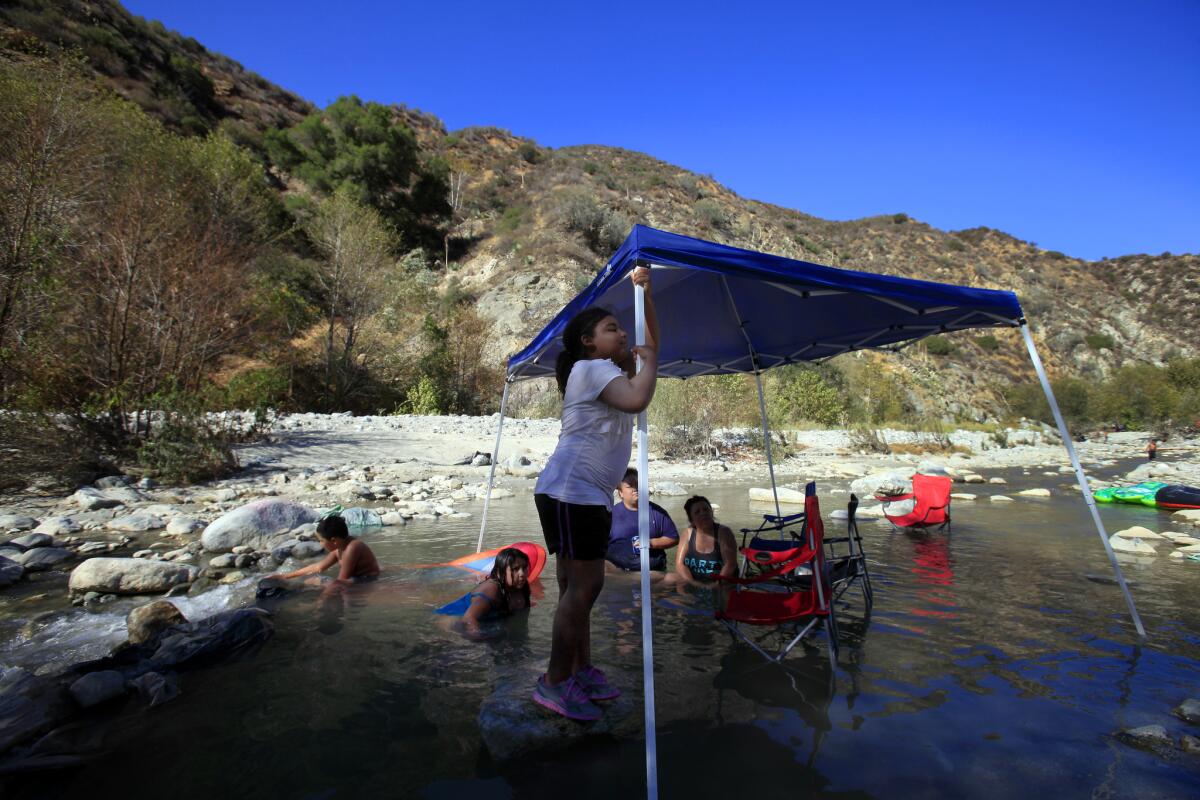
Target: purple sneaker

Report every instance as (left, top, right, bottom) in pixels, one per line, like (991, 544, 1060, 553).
(574, 664, 620, 701)
(532, 674, 601, 721)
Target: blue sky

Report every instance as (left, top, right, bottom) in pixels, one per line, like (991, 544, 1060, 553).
(124, 0, 1199, 260)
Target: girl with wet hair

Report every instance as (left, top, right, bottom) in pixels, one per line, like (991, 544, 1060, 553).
(459, 547, 533, 634)
(531, 266, 660, 721)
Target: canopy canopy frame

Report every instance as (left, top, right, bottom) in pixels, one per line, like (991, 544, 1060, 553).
(471, 224, 1147, 800)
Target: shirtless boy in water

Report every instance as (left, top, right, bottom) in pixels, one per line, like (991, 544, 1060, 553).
(272, 514, 381, 584)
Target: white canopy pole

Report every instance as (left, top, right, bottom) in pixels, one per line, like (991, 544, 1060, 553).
(1020, 323, 1146, 637)
(634, 281, 659, 800)
(475, 379, 511, 553)
(754, 369, 782, 518)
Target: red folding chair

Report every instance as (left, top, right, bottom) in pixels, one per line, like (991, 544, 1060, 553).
(717, 482, 838, 669)
(876, 473, 952, 532)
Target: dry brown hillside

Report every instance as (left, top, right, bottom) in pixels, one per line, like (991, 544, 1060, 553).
(4, 0, 1196, 421)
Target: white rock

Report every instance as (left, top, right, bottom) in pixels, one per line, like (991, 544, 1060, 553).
(12, 547, 72, 571)
(32, 516, 80, 536)
(749, 487, 806, 505)
(1171, 509, 1200, 528)
(850, 472, 911, 499)
(989, 495, 1014, 502)
(69, 557, 196, 595)
(1113, 526, 1163, 540)
(107, 513, 165, 532)
(166, 516, 205, 536)
(1109, 535, 1156, 554)
(950, 493, 977, 501)
(962, 474, 986, 484)
(0, 515, 38, 531)
(200, 498, 317, 553)
(1018, 488, 1051, 497)
(988, 477, 1007, 485)
(72, 488, 122, 511)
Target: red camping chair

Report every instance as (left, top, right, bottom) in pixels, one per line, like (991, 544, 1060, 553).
(876, 473, 952, 531)
(717, 483, 838, 669)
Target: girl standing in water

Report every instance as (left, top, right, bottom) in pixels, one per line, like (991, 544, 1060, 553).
(531, 267, 659, 721)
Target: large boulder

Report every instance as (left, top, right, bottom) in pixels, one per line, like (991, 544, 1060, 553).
(126, 600, 188, 645)
(143, 608, 273, 671)
(850, 471, 911, 499)
(200, 499, 317, 553)
(69, 558, 196, 596)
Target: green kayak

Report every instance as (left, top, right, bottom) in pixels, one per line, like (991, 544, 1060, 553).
(1093, 481, 1168, 506)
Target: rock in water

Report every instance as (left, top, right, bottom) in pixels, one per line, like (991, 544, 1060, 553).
(166, 516, 205, 536)
(68, 671, 128, 708)
(478, 667, 641, 763)
(1116, 724, 1171, 749)
(1175, 698, 1200, 724)
(850, 472, 911, 499)
(1109, 535, 1156, 555)
(107, 513, 166, 532)
(0, 515, 37, 531)
(126, 600, 188, 645)
(145, 608, 273, 671)
(32, 517, 80, 536)
(652, 481, 687, 496)
(129, 671, 179, 707)
(200, 498, 317, 553)
(1017, 488, 1051, 497)
(290, 541, 326, 560)
(69, 557, 196, 595)
(0, 555, 23, 588)
(749, 487, 806, 505)
(13, 547, 73, 572)
(9, 532, 53, 549)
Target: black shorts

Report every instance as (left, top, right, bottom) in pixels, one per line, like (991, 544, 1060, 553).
(534, 494, 611, 561)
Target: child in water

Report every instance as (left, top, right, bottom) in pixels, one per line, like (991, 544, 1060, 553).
(531, 266, 659, 721)
(437, 547, 532, 637)
(272, 514, 381, 584)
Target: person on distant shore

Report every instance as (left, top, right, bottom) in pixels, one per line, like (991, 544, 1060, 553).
(271, 514, 381, 584)
(436, 547, 531, 638)
(675, 496, 738, 586)
(1146, 439, 1158, 461)
(531, 266, 659, 722)
(605, 467, 679, 573)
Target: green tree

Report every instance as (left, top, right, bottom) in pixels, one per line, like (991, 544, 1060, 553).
(265, 96, 450, 247)
(767, 365, 845, 426)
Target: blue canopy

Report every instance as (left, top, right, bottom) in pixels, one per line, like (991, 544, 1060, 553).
(507, 224, 1024, 380)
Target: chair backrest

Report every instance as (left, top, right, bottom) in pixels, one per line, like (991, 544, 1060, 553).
(912, 474, 952, 509)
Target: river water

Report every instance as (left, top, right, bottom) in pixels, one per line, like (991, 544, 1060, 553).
(4, 467, 1199, 798)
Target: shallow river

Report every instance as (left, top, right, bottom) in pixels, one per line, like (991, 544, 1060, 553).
(4, 468, 1199, 799)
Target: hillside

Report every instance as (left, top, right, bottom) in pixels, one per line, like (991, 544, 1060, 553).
(3, 0, 1196, 424)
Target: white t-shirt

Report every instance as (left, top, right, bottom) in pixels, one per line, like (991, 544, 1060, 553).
(535, 358, 633, 507)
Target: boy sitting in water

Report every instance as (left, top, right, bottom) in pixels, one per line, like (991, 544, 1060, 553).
(272, 514, 381, 584)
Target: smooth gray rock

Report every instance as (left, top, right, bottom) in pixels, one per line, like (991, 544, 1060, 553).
(200, 498, 317, 553)
(0, 515, 38, 531)
(850, 471, 912, 499)
(270, 540, 298, 561)
(126, 600, 188, 645)
(94, 476, 131, 489)
(290, 541, 326, 560)
(1175, 698, 1200, 724)
(68, 558, 196, 596)
(101, 487, 143, 506)
(208, 554, 236, 569)
(32, 517, 81, 536)
(10, 532, 54, 549)
(0, 555, 23, 588)
(72, 488, 122, 511)
(13, 547, 73, 572)
(478, 667, 641, 764)
(107, 513, 165, 533)
(68, 671, 127, 708)
(652, 481, 687, 496)
(166, 516, 205, 536)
